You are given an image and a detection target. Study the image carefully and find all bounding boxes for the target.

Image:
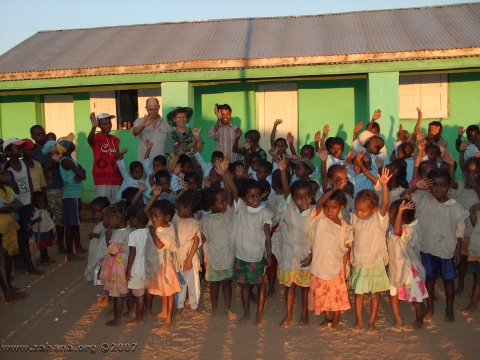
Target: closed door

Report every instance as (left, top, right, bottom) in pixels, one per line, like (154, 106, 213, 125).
(257, 83, 298, 158)
(44, 94, 76, 160)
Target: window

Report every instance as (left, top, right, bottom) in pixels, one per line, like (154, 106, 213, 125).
(116, 90, 138, 129)
(399, 74, 448, 119)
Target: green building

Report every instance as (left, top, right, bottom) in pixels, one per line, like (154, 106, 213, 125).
(1, 3, 480, 201)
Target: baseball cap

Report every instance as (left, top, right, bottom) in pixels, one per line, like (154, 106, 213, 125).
(97, 113, 115, 120)
(358, 130, 375, 146)
(3, 138, 25, 151)
(291, 158, 315, 173)
(21, 138, 35, 149)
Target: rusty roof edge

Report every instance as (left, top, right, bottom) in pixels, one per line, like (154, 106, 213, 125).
(33, 2, 480, 35)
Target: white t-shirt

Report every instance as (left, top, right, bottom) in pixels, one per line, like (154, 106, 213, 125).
(452, 181, 480, 237)
(8, 160, 30, 205)
(230, 198, 273, 262)
(127, 228, 148, 290)
(265, 193, 283, 227)
(174, 215, 201, 270)
(201, 206, 234, 270)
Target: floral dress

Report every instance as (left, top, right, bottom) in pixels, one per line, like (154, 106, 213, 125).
(168, 129, 203, 179)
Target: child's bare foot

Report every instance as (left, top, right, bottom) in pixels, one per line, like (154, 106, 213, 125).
(298, 315, 309, 328)
(104, 307, 114, 317)
(460, 304, 477, 315)
(175, 307, 184, 319)
(455, 284, 465, 295)
(155, 322, 172, 334)
(227, 310, 237, 320)
(351, 320, 364, 332)
(444, 309, 455, 322)
(123, 311, 135, 318)
(126, 318, 144, 326)
(144, 311, 154, 318)
(192, 309, 202, 318)
(238, 313, 251, 326)
(423, 307, 434, 321)
(330, 318, 340, 330)
(96, 295, 109, 307)
(156, 311, 167, 319)
(403, 320, 423, 331)
(105, 320, 122, 327)
(391, 321, 402, 332)
(255, 314, 266, 326)
(280, 314, 293, 328)
(319, 317, 330, 328)
(367, 324, 378, 334)
(266, 290, 276, 299)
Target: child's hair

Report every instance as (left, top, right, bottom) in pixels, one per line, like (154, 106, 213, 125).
(328, 137, 345, 151)
(425, 143, 440, 155)
(211, 151, 224, 161)
(150, 199, 176, 219)
(108, 202, 129, 218)
(466, 125, 480, 133)
(329, 189, 348, 207)
(176, 190, 199, 213)
(178, 154, 193, 169)
(370, 122, 380, 133)
(301, 144, 315, 155)
(465, 157, 480, 170)
(229, 161, 245, 174)
(217, 104, 232, 113)
(250, 151, 261, 163)
(274, 138, 288, 147)
(184, 171, 200, 184)
(418, 160, 437, 177)
(257, 161, 273, 174)
(46, 132, 57, 141)
(129, 161, 143, 173)
(355, 189, 379, 208)
(426, 167, 452, 183)
(258, 180, 271, 198)
(398, 142, 414, 157)
(153, 155, 167, 166)
(233, 177, 247, 197)
(428, 121, 443, 130)
(324, 138, 333, 153)
(242, 179, 261, 196)
(389, 198, 415, 224)
(91, 196, 110, 210)
(32, 191, 47, 204)
(365, 136, 384, 153)
(154, 170, 171, 183)
(245, 130, 260, 142)
(128, 204, 148, 227)
(204, 186, 226, 209)
(121, 187, 139, 208)
(290, 179, 313, 197)
(271, 169, 291, 190)
(327, 164, 346, 180)
(388, 160, 409, 189)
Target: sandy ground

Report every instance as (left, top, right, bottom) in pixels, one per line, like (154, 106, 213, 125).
(1, 222, 480, 360)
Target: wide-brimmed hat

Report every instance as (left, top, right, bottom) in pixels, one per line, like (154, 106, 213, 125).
(56, 133, 75, 154)
(291, 158, 315, 173)
(3, 138, 25, 151)
(166, 106, 193, 127)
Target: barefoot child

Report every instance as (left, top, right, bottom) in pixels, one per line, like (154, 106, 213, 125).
(401, 168, 470, 322)
(229, 175, 273, 325)
(31, 191, 55, 265)
(273, 155, 315, 328)
(309, 181, 353, 330)
(200, 158, 236, 320)
(387, 199, 428, 331)
(144, 196, 181, 333)
(99, 203, 131, 326)
(124, 204, 149, 326)
(350, 168, 392, 333)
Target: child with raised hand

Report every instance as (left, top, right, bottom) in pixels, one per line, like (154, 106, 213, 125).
(233, 129, 267, 162)
(387, 199, 428, 332)
(400, 168, 470, 322)
(193, 148, 224, 188)
(115, 148, 145, 201)
(273, 155, 315, 328)
(144, 170, 175, 204)
(31, 191, 55, 265)
(125, 204, 149, 326)
(200, 157, 236, 320)
(309, 177, 353, 330)
(144, 194, 181, 333)
(345, 149, 377, 198)
(99, 202, 131, 327)
(374, 161, 409, 206)
(171, 155, 194, 191)
(350, 168, 392, 334)
(228, 169, 273, 326)
(269, 119, 296, 163)
(459, 134, 480, 172)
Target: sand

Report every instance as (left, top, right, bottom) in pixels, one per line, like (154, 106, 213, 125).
(1, 222, 479, 359)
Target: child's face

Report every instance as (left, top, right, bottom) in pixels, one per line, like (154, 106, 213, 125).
(212, 191, 228, 213)
(365, 138, 382, 155)
(150, 208, 170, 228)
(107, 212, 120, 228)
(295, 164, 311, 179)
(310, 182, 320, 198)
(177, 204, 193, 218)
(323, 199, 344, 221)
(0, 170, 8, 184)
(245, 136, 257, 146)
(34, 196, 47, 209)
(212, 156, 223, 165)
(328, 169, 348, 190)
(355, 200, 377, 220)
(98, 118, 112, 133)
(233, 164, 246, 179)
(256, 167, 270, 181)
(22, 147, 34, 159)
(129, 215, 142, 230)
(91, 205, 103, 222)
(187, 178, 200, 191)
(250, 158, 261, 171)
(329, 144, 343, 159)
(220, 110, 231, 125)
(156, 177, 171, 191)
(467, 130, 478, 144)
(275, 141, 288, 155)
(46, 133, 56, 142)
(428, 125, 442, 138)
(153, 161, 165, 171)
(182, 162, 193, 174)
(244, 188, 262, 208)
(131, 167, 144, 180)
(464, 161, 480, 184)
(430, 177, 450, 200)
(7, 144, 23, 158)
(426, 149, 440, 161)
(209, 170, 222, 186)
(292, 188, 313, 212)
(388, 206, 398, 227)
(419, 163, 436, 178)
(300, 147, 314, 160)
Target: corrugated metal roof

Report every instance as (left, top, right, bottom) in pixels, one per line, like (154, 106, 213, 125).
(1, 2, 480, 76)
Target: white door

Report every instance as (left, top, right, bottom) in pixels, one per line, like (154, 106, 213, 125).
(137, 87, 162, 116)
(90, 90, 117, 119)
(257, 84, 298, 158)
(44, 94, 76, 160)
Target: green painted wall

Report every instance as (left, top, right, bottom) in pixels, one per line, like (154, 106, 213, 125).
(298, 79, 368, 170)
(193, 83, 256, 159)
(0, 95, 40, 140)
(161, 82, 194, 119)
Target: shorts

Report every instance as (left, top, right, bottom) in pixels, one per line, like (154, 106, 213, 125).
(17, 204, 33, 237)
(62, 198, 81, 227)
(46, 188, 63, 226)
(420, 252, 457, 280)
(131, 288, 146, 297)
(467, 261, 480, 277)
(233, 258, 265, 285)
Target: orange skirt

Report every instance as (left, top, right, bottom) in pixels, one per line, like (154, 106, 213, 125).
(147, 263, 182, 297)
(308, 269, 350, 315)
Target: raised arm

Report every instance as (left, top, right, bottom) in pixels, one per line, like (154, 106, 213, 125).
(232, 128, 243, 154)
(270, 119, 282, 149)
(459, 140, 468, 172)
(314, 131, 322, 153)
(277, 155, 290, 200)
(131, 114, 153, 137)
(315, 176, 342, 215)
(352, 122, 364, 142)
(216, 155, 238, 202)
(366, 109, 381, 132)
(399, 178, 433, 198)
(377, 167, 392, 216)
(144, 186, 162, 220)
(191, 127, 203, 153)
(412, 107, 422, 143)
(317, 147, 329, 193)
(214, 159, 233, 205)
(393, 200, 416, 236)
(287, 132, 296, 156)
(320, 125, 329, 149)
(144, 139, 153, 159)
(131, 182, 146, 206)
(212, 104, 222, 134)
(88, 112, 98, 146)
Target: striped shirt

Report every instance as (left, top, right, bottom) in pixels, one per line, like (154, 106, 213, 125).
(238, 146, 267, 161)
(208, 123, 241, 162)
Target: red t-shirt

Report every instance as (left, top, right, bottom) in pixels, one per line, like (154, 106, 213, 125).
(90, 133, 122, 185)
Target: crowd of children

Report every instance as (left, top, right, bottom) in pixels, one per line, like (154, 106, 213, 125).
(1, 104, 480, 336)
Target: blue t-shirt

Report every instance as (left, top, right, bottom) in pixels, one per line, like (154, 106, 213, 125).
(59, 157, 83, 199)
(32, 148, 64, 190)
